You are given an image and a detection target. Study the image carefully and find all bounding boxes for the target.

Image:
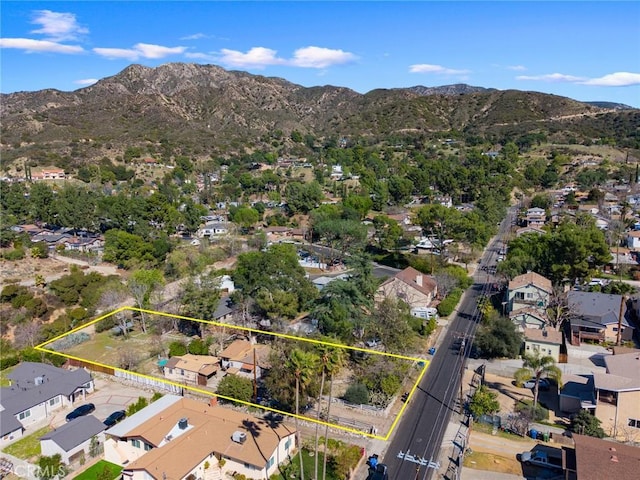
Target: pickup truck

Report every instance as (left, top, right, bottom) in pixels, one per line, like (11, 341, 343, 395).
(520, 449, 562, 471)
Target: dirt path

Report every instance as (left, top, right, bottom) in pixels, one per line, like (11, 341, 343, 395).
(469, 430, 537, 457)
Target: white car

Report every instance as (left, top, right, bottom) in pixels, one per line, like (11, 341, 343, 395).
(523, 378, 550, 390)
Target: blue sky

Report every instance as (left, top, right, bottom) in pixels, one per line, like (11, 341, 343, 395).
(2, 1, 639, 106)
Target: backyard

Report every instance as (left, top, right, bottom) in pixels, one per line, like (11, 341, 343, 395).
(73, 460, 122, 480)
(1, 426, 50, 461)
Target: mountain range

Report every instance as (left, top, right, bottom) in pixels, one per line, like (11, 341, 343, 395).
(1, 63, 638, 164)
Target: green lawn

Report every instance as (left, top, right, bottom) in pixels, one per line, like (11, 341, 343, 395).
(73, 460, 122, 480)
(0, 365, 17, 386)
(1, 426, 50, 460)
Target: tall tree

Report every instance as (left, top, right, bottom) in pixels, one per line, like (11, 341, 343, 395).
(515, 352, 562, 413)
(287, 349, 319, 480)
(128, 269, 164, 333)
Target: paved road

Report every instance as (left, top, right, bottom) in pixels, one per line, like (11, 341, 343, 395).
(382, 207, 517, 480)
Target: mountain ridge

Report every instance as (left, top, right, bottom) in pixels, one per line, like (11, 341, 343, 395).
(1, 62, 638, 164)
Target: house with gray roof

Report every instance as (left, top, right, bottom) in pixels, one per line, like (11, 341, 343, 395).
(0, 363, 94, 447)
(567, 291, 635, 345)
(40, 415, 106, 464)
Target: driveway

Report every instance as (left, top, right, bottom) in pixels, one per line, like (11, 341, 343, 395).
(48, 376, 154, 427)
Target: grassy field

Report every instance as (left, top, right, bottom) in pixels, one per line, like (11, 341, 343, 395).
(1, 426, 50, 460)
(463, 450, 523, 475)
(73, 460, 122, 480)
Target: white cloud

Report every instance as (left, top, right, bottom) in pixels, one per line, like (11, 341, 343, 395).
(507, 65, 527, 71)
(134, 43, 186, 59)
(219, 47, 284, 68)
(579, 72, 640, 87)
(93, 43, 186, 61)
(74, 78, 98, 86)
(185, 52, 218, 62)
(181, 33, 208, 40)
(516, 73, 586, 82)
(30, 10, 88, 42)
(0, 38, 84, 54)
(93, 47, 140, 61)
(290, 46, 357, 68)
(218, 45, 357, 69)
(409, 64, 470, 75)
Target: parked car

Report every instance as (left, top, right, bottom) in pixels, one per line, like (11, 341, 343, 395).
(369, 463, 389, 480)
(65, 403, 95, 422)
(103, 410, 126, 427)
(519, 448, 562, 471)
(523, 378, 550, 390)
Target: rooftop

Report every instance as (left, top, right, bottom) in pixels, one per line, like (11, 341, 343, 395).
(523, 328, 563, 345)
(508, 271, 553, 294)
(121, 397, 295, 479)
(603, 351, 640, 381)
(573, 434, 640, 480)
(41, 415, 105, 451)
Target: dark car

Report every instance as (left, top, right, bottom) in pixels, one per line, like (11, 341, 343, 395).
(369, 464, 389, 480)
(65, 403, 95, 422)
(103, 410, 126, 427)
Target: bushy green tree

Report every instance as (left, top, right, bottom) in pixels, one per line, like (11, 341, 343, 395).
(216, 374, 254, 403)
(169, 341, 187, 357)
(475, 317, 522, 359)
(469, 385, 500, 418)
(343, 383, 369, 405)
(570, 410, 605, 437)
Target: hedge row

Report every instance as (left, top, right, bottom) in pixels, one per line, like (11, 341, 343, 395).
(437, 288, 463, 317)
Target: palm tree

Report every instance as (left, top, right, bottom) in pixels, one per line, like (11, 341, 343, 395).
(287, 349, 319, 480)
(321, 348, 344, 480)
(515, 351, 562, 414)
(312, 344, 343, 480)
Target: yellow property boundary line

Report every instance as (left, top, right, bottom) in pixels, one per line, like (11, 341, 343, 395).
(35, 306, 429, 441)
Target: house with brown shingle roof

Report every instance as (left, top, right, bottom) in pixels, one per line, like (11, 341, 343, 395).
(507, 271, 552, 317)
(104, 395, 296, 480)
(163, 354, 219, 386)
(573, 434, 640, 479)
(376, 267, 437, 309)
(219, 340, 271, 380)
(523, 328, 563, 363)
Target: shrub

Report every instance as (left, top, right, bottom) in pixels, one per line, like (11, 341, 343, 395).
(437, 288, 463, 316)
(343, 383, 369, 405)
(2, 248, 25, 261)
(0, 355, 20, 370)
(515, 399, 549, 422)
(169, 341, 187, 357)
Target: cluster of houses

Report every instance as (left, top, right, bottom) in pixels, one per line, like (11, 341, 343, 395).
(11, 224, 105, 254)
(163, 339, 271, 387)
(505, 270, 639, 441)
(0, 363, 296, 479)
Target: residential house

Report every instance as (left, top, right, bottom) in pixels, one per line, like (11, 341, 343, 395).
(61, 236, 105, 253)
(219, 340, 271, 380)
(31, 167, 66, 181)
(626, 230, 640, 250)
(197, 222, 230, 238)
(312, 274, 349, 291)
(0, 363, 94, 447)
(212, 297, 234, 323)
(598, 351, 640, 440)
(330, 165, 343, 180)
(525, 207, 546, 227)
(104, 395, 296, 480)
(40, 415, 105, 464)
(567, 291, 634, 345)
(163, 354, 220, 386)
(523, 328, 563, 363)
(376, 267, 437, 309)
(264, 226, 292, 242)
(506, 271, 552, 317)
(510, 307, 549, 331)
(573, 434, 640, 480)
